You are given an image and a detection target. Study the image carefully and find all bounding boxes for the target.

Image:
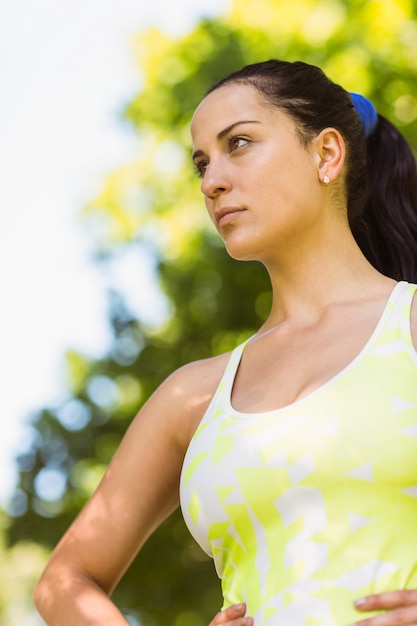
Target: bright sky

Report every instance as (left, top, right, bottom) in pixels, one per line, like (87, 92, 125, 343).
(0, 0, 230, 507)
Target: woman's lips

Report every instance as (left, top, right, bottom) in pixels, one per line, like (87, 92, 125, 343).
(215, 207, 246, 227)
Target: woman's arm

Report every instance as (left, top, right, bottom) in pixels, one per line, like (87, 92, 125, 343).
(34, 355, 228, 625)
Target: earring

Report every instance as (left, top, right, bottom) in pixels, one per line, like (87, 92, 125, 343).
(323, 175, 330, 185)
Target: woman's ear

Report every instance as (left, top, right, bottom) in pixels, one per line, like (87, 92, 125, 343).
(315, 127, 346, 185)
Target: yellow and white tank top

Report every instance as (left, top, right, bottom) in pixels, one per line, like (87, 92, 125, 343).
(180, 281, 417, 626)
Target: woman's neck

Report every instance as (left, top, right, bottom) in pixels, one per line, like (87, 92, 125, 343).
(260, 234, 395, 330)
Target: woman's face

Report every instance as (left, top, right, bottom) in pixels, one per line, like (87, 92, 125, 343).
(191, 83, 326, 264)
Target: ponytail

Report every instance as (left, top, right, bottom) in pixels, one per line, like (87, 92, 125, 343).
(350, 115, 417, 282)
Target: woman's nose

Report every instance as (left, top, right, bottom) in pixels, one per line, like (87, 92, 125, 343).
(200, 162, 231, 198)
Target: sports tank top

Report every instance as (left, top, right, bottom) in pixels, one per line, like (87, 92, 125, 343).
(180, 281, 417, 626)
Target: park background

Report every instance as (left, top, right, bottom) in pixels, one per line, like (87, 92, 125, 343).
(1, 0, 417, 623)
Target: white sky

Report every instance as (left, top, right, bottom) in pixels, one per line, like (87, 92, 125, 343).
(0, 0, 230, 507)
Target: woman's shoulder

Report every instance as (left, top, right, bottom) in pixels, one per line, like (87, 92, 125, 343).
(165, 350, 233, 407)
(152, 350, 234, 446)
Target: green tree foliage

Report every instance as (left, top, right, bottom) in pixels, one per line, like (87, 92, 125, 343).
(0, 512, 48, 625)
(6, 1, 417, 624)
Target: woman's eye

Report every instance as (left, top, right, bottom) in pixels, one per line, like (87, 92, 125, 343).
(229, 136, 248, 151)
(194, 161, 208, 178)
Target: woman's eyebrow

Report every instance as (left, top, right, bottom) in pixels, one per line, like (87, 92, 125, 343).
(216, 119, 260, 141)
(192, 120, 260, 161)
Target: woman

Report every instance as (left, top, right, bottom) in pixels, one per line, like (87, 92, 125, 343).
(34, 60, 417, 626)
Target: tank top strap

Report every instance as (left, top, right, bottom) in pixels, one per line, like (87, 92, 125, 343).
(397, 281, 417, 351)
(370, 281, 417, 356)
(376, 280, 411, 321)
(221, 339, 249, 392)
(207, 339, 250, 414)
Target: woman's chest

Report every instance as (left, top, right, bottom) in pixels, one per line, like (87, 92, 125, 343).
(181, 355, 417, 556)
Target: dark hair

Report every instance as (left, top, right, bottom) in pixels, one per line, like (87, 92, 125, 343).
(208, 60, 417, 282)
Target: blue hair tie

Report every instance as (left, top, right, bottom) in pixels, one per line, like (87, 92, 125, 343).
(349, 92, 378, 137)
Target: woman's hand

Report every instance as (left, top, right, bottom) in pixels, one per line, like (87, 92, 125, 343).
(210, 604, 253, 625)
(351, 589, 417, 625)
